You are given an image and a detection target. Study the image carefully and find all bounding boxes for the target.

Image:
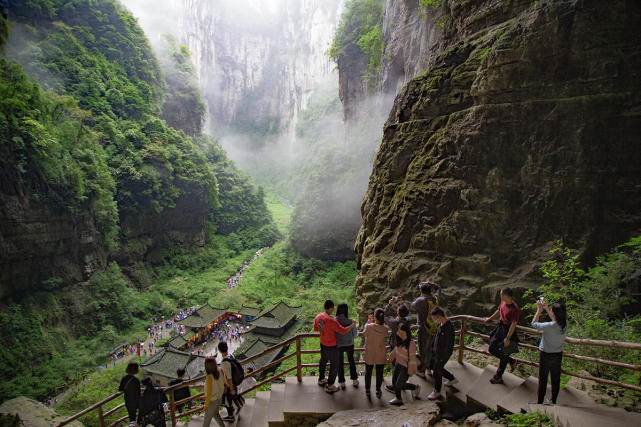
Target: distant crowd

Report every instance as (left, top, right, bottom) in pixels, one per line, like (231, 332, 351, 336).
(314, 281, 567, 407)
(226, 248, 266, 289)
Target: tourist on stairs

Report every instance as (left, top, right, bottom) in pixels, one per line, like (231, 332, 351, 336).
(218, 341, 238, 422)
(202, 357, 226, 427)
(314, 299, 356, 393)
(137, 377, 168, 427)
(118, 362, 141, 426)
(485, 287, 520, 384)
(383, 297, 412, 394)
(169, 368, 191, 413)
(336, 302, 360, 389)
(531, 299, 567, 405)
(361, 308, 390, 398)
(388, 322, 420, 405)
(427, 307, 457, 400)
(411, 281, 441, 379)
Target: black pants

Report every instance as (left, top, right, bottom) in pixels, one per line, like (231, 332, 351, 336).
(489, 341, 515, 377)
(338, 345, 358, 383)
(392, 364, 417, 400)
(125, 405, 137, 423)
(432, 359, 454, 392)
(319, 344, 339, 386)
(224, 388, 236, 417)
(538, 351, 562, 404)
(365, 364, 384, 392)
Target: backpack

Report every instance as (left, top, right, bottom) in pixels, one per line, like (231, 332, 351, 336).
(224, 356, 245, 387)
(424, 295, 440, 335)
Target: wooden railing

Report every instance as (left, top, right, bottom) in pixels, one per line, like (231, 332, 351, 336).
(58, 316, 641, 426)
(450, 315, 641, 392)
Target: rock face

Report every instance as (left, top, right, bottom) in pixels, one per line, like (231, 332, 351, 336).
(179, 0, 344, 134)
(317, 400, 440, 427)
(354, 0, 641, 317)
(0, 167, 108, 299)
(0, 397, 83, 427)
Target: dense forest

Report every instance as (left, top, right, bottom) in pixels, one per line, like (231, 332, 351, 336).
(1, 0, 640, 420)
(0, 0, 279, 401)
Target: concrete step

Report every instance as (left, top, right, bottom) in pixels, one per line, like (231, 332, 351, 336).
(528, 402, 641, 427)
(250, 391, 271, 427)
(176, 397, 256, 427)
(465, 365, 523, 410)
(267, 383, 286, 427)
(496, 376, 542, 414)
(282, 375, 391, 416)
(441, 361, 484, 403)
(235, 396, 256, 427)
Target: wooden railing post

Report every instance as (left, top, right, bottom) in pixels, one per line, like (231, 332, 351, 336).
(458, 318, 467, 363)
(169, 389, 177, 427)
(296, 336, 303, 382)
(97, 404, 105, 427)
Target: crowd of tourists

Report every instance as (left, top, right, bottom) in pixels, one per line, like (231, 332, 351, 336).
(226, 248, 266, 289)
(119, 340, 252, 427)
(313, 282, 567, 407)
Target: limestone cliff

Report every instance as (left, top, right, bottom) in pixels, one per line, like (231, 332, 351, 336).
(179, 0, 344, 135)
(354, 0, 641, 316)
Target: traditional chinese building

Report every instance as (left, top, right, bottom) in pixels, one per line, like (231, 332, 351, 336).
(177, 303, 235, 348)
(140, 348, 206, 386)
(238, 305, 260, 325)
(234, 301, 302, 374)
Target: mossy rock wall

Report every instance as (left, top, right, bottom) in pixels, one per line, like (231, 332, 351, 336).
(354, 0, 641, 318)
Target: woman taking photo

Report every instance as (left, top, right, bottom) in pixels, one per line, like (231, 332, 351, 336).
(531, 300, 567, 405)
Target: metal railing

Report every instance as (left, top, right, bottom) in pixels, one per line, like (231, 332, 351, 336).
(58, 316, 641, 426)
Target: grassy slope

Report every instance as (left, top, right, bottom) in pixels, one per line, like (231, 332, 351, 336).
(264, 191, 294, 235)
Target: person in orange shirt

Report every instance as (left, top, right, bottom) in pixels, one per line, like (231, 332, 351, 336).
(314, 300, 356, 393)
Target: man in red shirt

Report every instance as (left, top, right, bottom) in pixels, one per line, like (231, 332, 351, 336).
(484, 287, 520, 384)
(314, 300, 356, 393)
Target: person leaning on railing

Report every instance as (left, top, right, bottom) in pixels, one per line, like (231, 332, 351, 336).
(531, 299, 568, 405)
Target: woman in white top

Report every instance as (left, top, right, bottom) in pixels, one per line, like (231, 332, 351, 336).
(531, 300, 567, 405)
(203, 357, 226, 427)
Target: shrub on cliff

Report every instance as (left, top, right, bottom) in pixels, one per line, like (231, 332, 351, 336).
(524, 237, 641, 390)
(329, 0, 384, 93)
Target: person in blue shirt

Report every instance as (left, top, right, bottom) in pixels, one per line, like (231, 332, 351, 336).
(531, 299, 567, 405)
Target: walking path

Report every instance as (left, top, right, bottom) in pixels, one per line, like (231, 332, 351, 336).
(177, 362, 641, 427)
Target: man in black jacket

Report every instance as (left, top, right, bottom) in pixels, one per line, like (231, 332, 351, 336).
(427, 307, 457, 400)
(168, 368, 190, 413)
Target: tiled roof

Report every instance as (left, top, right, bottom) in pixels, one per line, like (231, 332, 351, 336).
(250, 301, 301, 329)
(178, 303, 229, 329)
(238, 305, 261, 317)
(167, 335, 187, 349)
(141, 348, 205, 379)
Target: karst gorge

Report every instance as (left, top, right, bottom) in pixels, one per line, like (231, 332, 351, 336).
(1, 0, 640, 425)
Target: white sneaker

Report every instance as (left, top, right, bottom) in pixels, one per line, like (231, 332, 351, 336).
(412, 384, 421, 399)
(339, 382, 346, 390)
(352, 379, 359, 387)
(427, 389, 442, 400)
(444, 378, 459, 386)
(544, 398, 554, 405)
(388, 398, 403, 406)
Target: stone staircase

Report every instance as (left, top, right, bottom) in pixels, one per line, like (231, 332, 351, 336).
(177, 362, 641, 427)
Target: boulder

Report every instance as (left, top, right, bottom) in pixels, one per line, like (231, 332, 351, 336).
(0, 397, 83, 427)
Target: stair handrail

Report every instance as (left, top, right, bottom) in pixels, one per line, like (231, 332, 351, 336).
(57, 316, 641, 426)
(450, 314, 641, 393)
